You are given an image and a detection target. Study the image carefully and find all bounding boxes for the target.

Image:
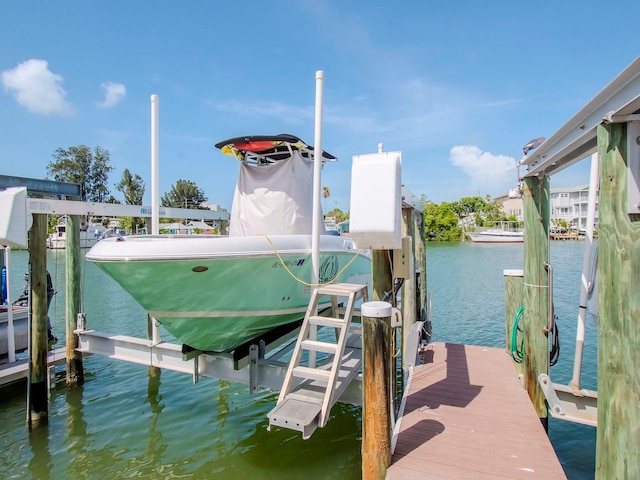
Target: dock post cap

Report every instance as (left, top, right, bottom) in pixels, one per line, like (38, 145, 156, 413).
(361, 301, 392, 318)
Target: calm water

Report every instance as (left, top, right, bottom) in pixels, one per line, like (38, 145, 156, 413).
(0, 242, 597, 479)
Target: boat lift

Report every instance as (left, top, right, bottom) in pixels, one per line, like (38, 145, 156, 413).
(519, 57, 640, 429)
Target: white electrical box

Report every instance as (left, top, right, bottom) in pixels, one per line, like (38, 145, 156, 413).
(0, 187, 31, 249)
(349, 151, 402, 249)
(628, 121, 640, 214)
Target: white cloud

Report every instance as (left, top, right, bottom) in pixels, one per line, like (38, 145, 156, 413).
(97, 81, 126, 108)
(449, 145, 516, 191)
(1, 59, 71, 114)
(215, 99, 312, 125)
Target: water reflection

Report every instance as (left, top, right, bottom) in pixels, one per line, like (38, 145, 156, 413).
(143, 366, 166, 465)
(65, 383, 88, 478)
(28, 424, 52, 480)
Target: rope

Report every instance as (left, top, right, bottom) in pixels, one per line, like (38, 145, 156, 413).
(259, 234, 364, 287)
(510, 306, 525, 363)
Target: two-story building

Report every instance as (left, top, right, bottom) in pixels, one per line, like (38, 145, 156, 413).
(495, 183, 598, 231)
(549, 183, 597, 230)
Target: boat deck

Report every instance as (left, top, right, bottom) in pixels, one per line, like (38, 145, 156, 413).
(0, 347, 66, 387)
(387, 342, 566, 479)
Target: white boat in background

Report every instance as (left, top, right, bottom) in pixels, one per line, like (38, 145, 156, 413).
(86, 134, 372, 352)
(466, 222, 524, 243)
(47, 216, 107, 249)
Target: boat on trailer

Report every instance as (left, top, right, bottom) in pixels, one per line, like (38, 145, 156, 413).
(86, 134, 371, 352)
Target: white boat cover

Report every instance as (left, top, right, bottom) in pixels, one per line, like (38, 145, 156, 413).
(229, 151, 326, 237)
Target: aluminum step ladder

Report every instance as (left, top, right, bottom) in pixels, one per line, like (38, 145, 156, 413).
(267, 283, 368, 439)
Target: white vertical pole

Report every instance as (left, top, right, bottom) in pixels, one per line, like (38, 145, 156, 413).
(571, 152, 599, 391)
(309, 71, 324, 369)
(378, 143, 384, 153)
(150, 95, 161, 344)
(311, 71, 324, 287)
(4, 247, 16, 363)
(151, 95, 160, 236)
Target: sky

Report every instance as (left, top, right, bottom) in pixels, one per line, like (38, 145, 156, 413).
(1, 1, 639, 213)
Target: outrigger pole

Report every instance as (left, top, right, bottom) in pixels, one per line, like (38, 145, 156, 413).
(311, 71, 324, 287)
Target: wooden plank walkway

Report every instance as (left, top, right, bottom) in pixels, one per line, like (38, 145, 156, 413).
(386, 343, 567, 479)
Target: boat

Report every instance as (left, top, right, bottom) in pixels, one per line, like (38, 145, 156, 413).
(1, 271, 57, 361)
(466, 223, 524, 243)
(86, 134, 372, 352)
(0, 305, 29, 360)
(47, 216, 107, 249)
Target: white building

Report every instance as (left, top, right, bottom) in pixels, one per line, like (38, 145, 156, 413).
(550, 183, 598, 230)
(495, 183, 598, 230)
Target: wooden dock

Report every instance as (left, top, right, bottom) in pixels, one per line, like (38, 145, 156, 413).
(386, 343, 566, 479)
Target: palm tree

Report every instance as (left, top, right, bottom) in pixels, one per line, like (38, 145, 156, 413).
(322, 186, 330, 213)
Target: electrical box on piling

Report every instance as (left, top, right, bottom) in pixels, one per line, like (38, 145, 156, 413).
(349, 151, 402, 249)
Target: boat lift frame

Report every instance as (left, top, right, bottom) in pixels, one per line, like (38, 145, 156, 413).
(74, 322, 364, 406)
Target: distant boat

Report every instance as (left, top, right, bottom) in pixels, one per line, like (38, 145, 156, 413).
(86, 134, 372, 352)
(47, 216, 107, 249)
(466, 223, 524, 243)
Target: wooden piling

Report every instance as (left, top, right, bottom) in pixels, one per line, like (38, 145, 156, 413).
(371, 250, 392, 302)
(362, 301, 393, 480)
(522, 176, 550, 428)
(504, 269, 524, 376)
(65, 214, 84, 385)
(595, 122, 640, 479)
(28, 213, 49, 426)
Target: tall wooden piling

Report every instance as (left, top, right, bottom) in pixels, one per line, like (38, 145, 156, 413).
(595, 122, 640, 479)
(28, 213, 49, 426)
(362, 301, 393, 480)
(522, 176, 550, 428)
(65, 214, 84, 385)
(371, 250, 392, 302)
(504, 269, 524, 376)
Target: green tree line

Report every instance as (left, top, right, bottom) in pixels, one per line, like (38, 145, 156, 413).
(423, 195, 515, 242)
(46, 144, 210, 233)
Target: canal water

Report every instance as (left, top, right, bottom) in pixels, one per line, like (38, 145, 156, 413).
(0, 241, 597, 479)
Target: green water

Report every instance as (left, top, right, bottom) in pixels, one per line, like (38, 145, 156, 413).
(0, 242, 597, 479)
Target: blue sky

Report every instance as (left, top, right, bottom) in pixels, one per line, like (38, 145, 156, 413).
(1, 1, 639, 212)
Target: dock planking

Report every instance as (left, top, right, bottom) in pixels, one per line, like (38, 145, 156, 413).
(386, 342, 566, 479)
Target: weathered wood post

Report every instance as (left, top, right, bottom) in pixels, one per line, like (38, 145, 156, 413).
(522, 175, 550, 430)
(65, 214, 84, 385)
(28, 213, 49, 426)
(371, 248, 395, 410)
(504, 269, 524, 377)
(595, 121, 640, 478)
(362, 300, 393, 480)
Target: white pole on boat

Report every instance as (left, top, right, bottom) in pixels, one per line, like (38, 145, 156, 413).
(151, 94, 160, 236)
(571, 152, 599, 391)
(311, 71, 324, 287)
(150, 95, 161, 344)
(310, 70, 324, 369)
(4, 246, 16, 363)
